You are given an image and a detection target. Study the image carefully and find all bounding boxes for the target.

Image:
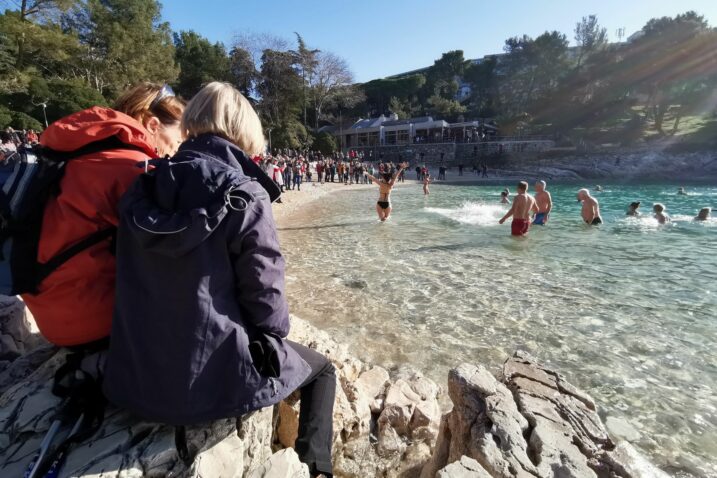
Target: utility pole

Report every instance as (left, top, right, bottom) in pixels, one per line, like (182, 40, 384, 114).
(266, 128, 272, 152)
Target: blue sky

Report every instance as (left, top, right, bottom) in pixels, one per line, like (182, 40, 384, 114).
(162, 0, 717, 82)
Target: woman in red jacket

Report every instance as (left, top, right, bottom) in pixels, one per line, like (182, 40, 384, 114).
(22, 83, 185, 346)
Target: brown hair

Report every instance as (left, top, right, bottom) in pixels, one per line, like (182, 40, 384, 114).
(518, 181, 528, 191)
(113, 83, 185, 126)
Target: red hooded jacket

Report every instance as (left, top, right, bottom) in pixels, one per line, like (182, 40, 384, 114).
(22, 107, 156, 346)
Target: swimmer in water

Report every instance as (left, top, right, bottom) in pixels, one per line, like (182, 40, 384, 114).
(423, 173, 431, 195)
(533, 180, 552, 225)
(626, 201, 641, 216)
(595, 185, 603, 192)
(677, 187, 687, 195)
(500, 190, 510, 204)
(694, 207, 711, 221)
(367, 161, 407, 221)
(499, 181, 538, 236)
(653, 203, 671, 224)
(577, 188, 602, 225)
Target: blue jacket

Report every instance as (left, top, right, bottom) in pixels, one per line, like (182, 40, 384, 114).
(103, 134, 310, 425)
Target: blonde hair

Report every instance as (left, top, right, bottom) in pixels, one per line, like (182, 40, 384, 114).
(181, 82, 266, 156)
(114, 83, 185, 125)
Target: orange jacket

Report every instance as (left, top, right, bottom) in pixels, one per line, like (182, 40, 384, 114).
(22, 107, 156, 346)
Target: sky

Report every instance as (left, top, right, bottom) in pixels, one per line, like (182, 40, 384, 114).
(162, 0, 717, 83)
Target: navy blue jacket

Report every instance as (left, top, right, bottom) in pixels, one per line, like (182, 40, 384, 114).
(103, 134, 310, 425)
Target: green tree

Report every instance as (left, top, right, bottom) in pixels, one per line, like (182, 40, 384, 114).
(574, 15, 607, 70)
(423, 50, 468, 102)
(311, 131, 336, 155)
(257, 49, 302, 127)
(73, 0, 178, 97)
(229, 46, 258, 98)
(464, 56, 499, 117)
(174, 30, 230, 97)
(292, 33, 319, 127)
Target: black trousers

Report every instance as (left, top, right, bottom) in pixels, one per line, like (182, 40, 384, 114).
(288, 340, 336, 476)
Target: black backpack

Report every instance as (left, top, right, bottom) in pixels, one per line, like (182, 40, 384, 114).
(0, 136, 146, 296)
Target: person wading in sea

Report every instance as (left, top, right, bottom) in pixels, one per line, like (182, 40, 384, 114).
(577, 188, 602, 225)
(499, 181, 537, 236)
(367, 162, 408, 222)
(533, 180, 552, 225)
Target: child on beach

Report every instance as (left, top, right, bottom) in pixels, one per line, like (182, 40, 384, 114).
(653, 203, 671, 224)
(499, 181, 538, 236)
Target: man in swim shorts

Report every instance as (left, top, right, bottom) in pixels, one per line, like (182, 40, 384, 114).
(533, 180, 552, 225)
(577, 188, 602, 225)
(499, 181, 538, 236)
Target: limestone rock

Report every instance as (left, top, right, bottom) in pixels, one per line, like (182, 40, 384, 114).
(421, 351, 668, 478)
(0, 296, 45, 366)
(0, 348, 274, 477)
(437, 456, 492, 478)
(249, 448, 310, 478)
(356, 366, 390, 401)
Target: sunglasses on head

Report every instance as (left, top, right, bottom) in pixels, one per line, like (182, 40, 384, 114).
(150, 84, 175, 109)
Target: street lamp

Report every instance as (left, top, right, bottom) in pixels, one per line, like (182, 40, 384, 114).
(32, 100, 49, 128)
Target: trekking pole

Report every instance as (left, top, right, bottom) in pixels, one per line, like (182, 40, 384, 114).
(24, 418, 62, 478)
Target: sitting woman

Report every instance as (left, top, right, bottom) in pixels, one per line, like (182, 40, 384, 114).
(21, 83, 184, 347)
(103, 82, 335, 477)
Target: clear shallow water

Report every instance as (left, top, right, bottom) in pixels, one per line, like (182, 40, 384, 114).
(278, 183, 717, 477)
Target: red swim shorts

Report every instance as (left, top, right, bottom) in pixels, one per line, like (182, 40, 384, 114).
(511, 218, 530, 236)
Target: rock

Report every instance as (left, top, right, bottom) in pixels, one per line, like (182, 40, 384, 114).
(437, 456, 492, 478)
(356, 366, 390, 401)
(0, 296, 45, 364)
(0, 350, 275, 477)
(249, 448, 310, 478)
(0, 304, 668, 478)
(421, 351, 667, 478)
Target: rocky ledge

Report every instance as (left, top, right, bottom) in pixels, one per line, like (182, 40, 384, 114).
(0, 296, 668, 477)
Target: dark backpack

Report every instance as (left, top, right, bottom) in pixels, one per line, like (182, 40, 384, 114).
(0, 136, 146, 296)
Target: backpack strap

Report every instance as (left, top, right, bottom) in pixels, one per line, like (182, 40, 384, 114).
(34, 228, 116, 290)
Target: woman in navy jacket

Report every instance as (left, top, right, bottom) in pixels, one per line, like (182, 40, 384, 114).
(103, 82, 335, 477)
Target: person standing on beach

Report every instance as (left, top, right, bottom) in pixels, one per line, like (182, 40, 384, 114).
(499, 181, 537, 236)
(367, 162, 408, 222)
(533, 180, 552, 225)
(577, 188, 602, 225)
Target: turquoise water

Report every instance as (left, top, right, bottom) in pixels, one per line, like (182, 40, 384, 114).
(278, 183, 717, 477)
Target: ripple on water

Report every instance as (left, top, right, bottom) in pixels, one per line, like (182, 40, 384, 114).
(280, 183, 717, 478)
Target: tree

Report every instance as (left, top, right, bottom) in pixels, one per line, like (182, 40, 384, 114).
(427, 94, 466, 119)
(292, 33, 319, 127)
(229, 46, 258, 98)
(499, 31, 569, 117)
(310, 51, 356, 128)
(174, 30, 230, 97)
(620, 11, 714, 133)
(464, 56, 499, 117)
(574, 15, 607, 70)
(257, 49, 302, 127)
(362, 74, 425, 116)
(423, 50, 468, 101)
(71, 0, 179, 97)
(312, 131, 336, 155)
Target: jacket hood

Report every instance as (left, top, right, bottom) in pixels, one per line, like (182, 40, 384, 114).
(40, 106, 156, 155)
(120, 134, 272, 257)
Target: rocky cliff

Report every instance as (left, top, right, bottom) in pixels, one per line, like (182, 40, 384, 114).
(0, 296, 669, 477)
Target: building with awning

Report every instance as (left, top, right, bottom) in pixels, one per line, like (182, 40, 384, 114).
(338, 113, 496, 149)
